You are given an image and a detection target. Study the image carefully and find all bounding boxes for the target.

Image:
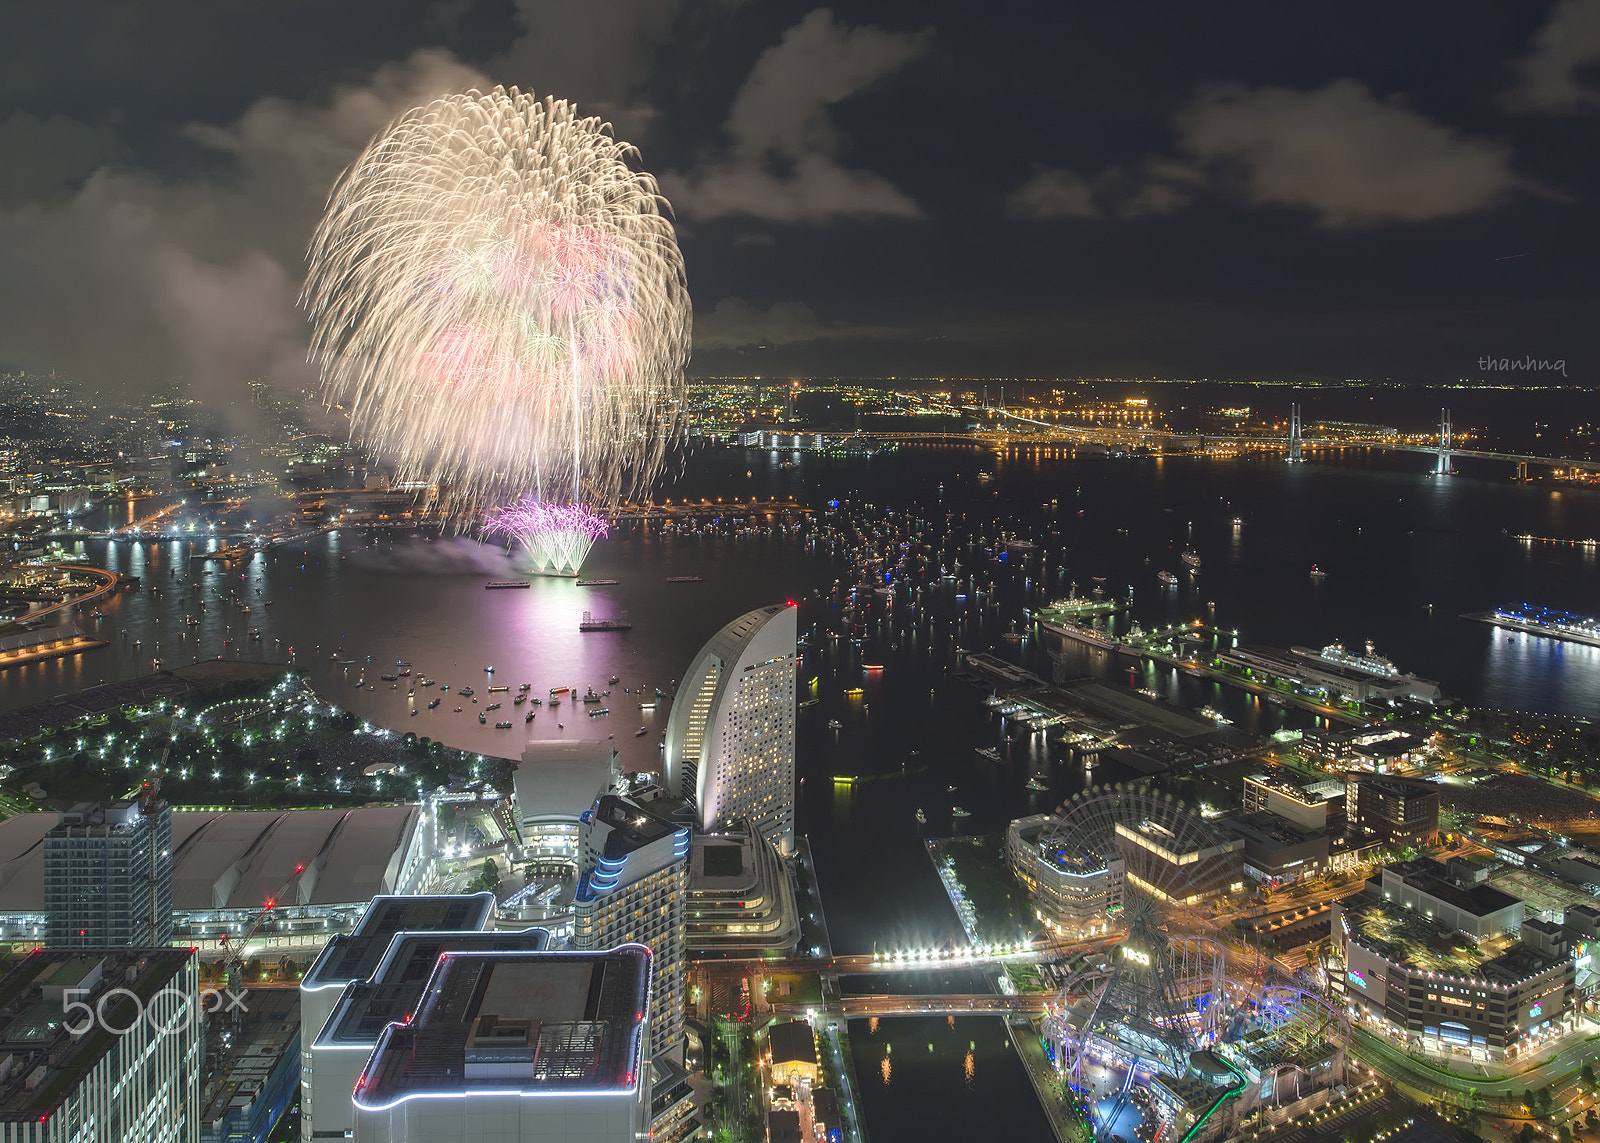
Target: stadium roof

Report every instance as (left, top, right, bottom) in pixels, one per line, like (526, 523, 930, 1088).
(0, 805, 420, 914)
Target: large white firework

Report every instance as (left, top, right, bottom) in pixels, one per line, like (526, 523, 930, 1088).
(303, 86, 690, 569)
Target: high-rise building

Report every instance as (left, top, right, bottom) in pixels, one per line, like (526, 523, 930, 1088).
(300, 894, 498, 1143)
(351, 947, 653, 1143)
(663, 604, 797, 853)
(572, 789, 690, 1066)
(0, 948, 201, 1143)
(307, 926, 549, 1142)
(1347, 775, 1440, 848)
(43, 799, 173, 949)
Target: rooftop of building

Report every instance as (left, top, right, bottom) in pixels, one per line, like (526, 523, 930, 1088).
(698, 605, 794, 667)
(1222, 812, 1326, 849)
(1114, 815, 1242, 862)
(1244, 769, 1343, 806)
(48, 799, 157, 834)
(1350, 734, 1429, 759)
(1342, 893, 1517, 976)
(199, 987, 299, 1132)
(0, 947, 194, 1121)
(351, 947, 650, 1106)
(317, 927, 550, 1049)
(1384, 859, 1521, 919)
(0, 803, 420, 915)
(1352, 775, 1439, 799)
(513, 740, 620, 825)
(303, 893, 497, 993)
(767, 1021, 817, 1067)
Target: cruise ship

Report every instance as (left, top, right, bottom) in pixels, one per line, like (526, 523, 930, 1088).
(1037, 613, 1120, 651)
(1291, 640, 1401, 680)
(1464, 603, 1600, 649)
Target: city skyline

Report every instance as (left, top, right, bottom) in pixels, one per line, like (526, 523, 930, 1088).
(3, 5, 1600, 1143)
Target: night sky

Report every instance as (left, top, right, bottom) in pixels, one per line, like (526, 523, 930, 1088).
(0, 0, 1597, 393)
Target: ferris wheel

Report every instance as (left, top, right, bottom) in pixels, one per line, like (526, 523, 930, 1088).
(1038, 781, 1240, 914)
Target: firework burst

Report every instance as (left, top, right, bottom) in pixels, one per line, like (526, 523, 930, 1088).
(303, 86, 690, 572)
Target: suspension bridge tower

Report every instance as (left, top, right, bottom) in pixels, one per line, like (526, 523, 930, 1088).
(1287, 403, 1303, 463)
(1435, 408, 1453, 475)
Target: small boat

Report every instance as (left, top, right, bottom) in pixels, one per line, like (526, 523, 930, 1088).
(1181, 551, 1201, 569)
(454, 707, 463, 713)
(380, 674, 398, 682)
(575, 578, 621, 586)
(514, 694, 527, 705)
(1026, 777, 1049, 791)
(1157, 570, 1178, 586)
(485, 665, 494, 673)
(495, 721, 513, 729)
(1310, 565, 1328, 579)
(827, 719, 843, 730)
(525, 712, 535, 723)
(665, 575, 703, 583)
(486, 702, 501, 711)
(441, 684, 450, 692)
(915, 809, 927, 825)
(428, 698, 440, 709)
(549, 698, 561, 708)
(588, 708, 609, 717)
(478, 713, 487, 724)
(459, 687, 474, 697)
(635, 726, 649, 737)
(418, 678, 434, 686)
(952, 805, 972, 818)
(528, 697, 542, 707)
(582, 688, 602, 703)
(518, 682, 531, 691)
(608, 675, 620, 685)
(947, 784, 958, 793)
(976, 746, 1001, 760)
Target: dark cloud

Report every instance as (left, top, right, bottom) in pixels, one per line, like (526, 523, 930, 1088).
(0, 112, 132, 205)
(665, 9, 929, 221)
(487, 0, 689, 133)
(1006, 162, 1200, 220)
(0, 50, 488, 403)
(1504, 0, 1600, 113)
(1006, 169, 1099, 219)
(1177, 80, 1529, 226)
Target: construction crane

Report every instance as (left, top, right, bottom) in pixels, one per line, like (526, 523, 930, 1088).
(138, 736, 172, 947)
(219, 862, 306, 992)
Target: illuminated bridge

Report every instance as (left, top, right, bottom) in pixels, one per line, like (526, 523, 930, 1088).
(771, 995, 1051, 1019)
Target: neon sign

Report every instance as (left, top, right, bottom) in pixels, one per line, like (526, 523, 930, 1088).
(1121, 946, 1151, 967)
(1347, 970, 1367, 989)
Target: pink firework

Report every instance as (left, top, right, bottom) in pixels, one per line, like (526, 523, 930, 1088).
(486, 497, 609, 573)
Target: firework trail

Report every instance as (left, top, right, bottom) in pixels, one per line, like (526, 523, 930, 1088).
(303, 87, 690, 572)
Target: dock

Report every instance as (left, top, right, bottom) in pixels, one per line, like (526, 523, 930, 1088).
(1464, 604, 1600, 650)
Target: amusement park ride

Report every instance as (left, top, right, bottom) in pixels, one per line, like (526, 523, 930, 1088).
(1038, 785, 1351, 1143)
